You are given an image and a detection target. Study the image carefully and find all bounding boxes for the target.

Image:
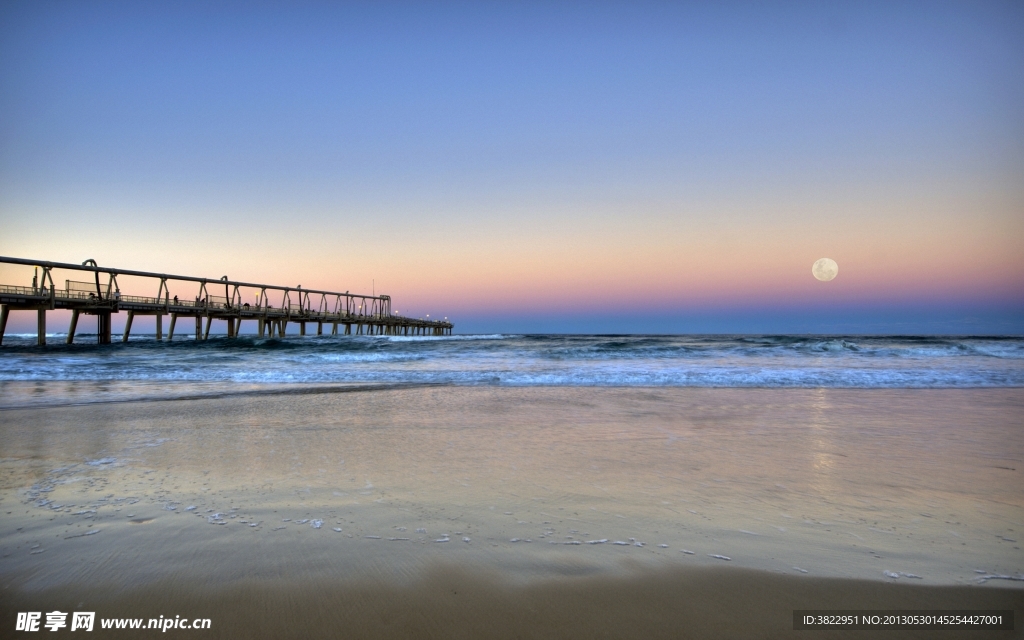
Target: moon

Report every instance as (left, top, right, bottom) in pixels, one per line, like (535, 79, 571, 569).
(812, 258, 838, 282)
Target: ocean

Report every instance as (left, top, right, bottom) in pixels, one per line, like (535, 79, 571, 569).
(0, 334, 1021, 408)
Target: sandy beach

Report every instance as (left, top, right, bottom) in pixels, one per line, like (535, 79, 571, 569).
(2, 386, 1021, 637)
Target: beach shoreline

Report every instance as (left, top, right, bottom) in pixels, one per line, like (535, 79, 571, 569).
(2, 386, 1021, 637)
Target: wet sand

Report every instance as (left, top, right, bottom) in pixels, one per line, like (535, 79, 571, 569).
(1, 387, 1021, 637)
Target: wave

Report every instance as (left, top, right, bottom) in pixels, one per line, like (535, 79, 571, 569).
(0, 335, 1021, 394)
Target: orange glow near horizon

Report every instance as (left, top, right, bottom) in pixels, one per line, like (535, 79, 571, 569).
(2, 185, 1020, 323)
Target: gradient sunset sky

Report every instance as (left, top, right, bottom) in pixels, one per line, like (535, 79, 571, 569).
(1, 1, 1021, 333)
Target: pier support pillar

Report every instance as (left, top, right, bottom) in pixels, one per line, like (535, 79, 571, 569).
(66, 310, 80, 344)
(317, 322, 322, 336)
(204, 317, 212, 340)
(227, 318, 235, 338)
(168, 314, 177, 341)
(299, 322, 305, 336)
(258, 318, 265, 338)
(0, 304, 7, 346)
(122, 311, 134, 342)
(331, 322, 338, 335)
(97, 311, 112, 344)
(195, 316, 201, 341)
(37, 309, 46, 345)
(156, 314, 163, 341)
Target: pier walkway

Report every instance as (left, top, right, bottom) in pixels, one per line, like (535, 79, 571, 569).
(0, 256, 453, 345)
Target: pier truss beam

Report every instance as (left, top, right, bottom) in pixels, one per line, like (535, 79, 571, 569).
(0, 256, 453, 345)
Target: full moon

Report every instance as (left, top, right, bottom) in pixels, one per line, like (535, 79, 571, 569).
(812, 258, 838, 282)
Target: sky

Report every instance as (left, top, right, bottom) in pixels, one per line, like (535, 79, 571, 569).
(1, 1, 1022, 334)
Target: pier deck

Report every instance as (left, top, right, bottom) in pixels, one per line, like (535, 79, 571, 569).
(0, 256, 453, 345)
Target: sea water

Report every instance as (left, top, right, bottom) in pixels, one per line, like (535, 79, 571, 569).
(0, 334, 1021, 408)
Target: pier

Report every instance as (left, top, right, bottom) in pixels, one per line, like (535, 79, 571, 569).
(0, 256, 453, 345)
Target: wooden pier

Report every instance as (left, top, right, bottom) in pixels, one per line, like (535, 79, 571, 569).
(0, 256, 453, 345)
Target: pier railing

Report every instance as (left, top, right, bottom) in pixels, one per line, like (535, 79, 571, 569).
(0, 255, 453, 345)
